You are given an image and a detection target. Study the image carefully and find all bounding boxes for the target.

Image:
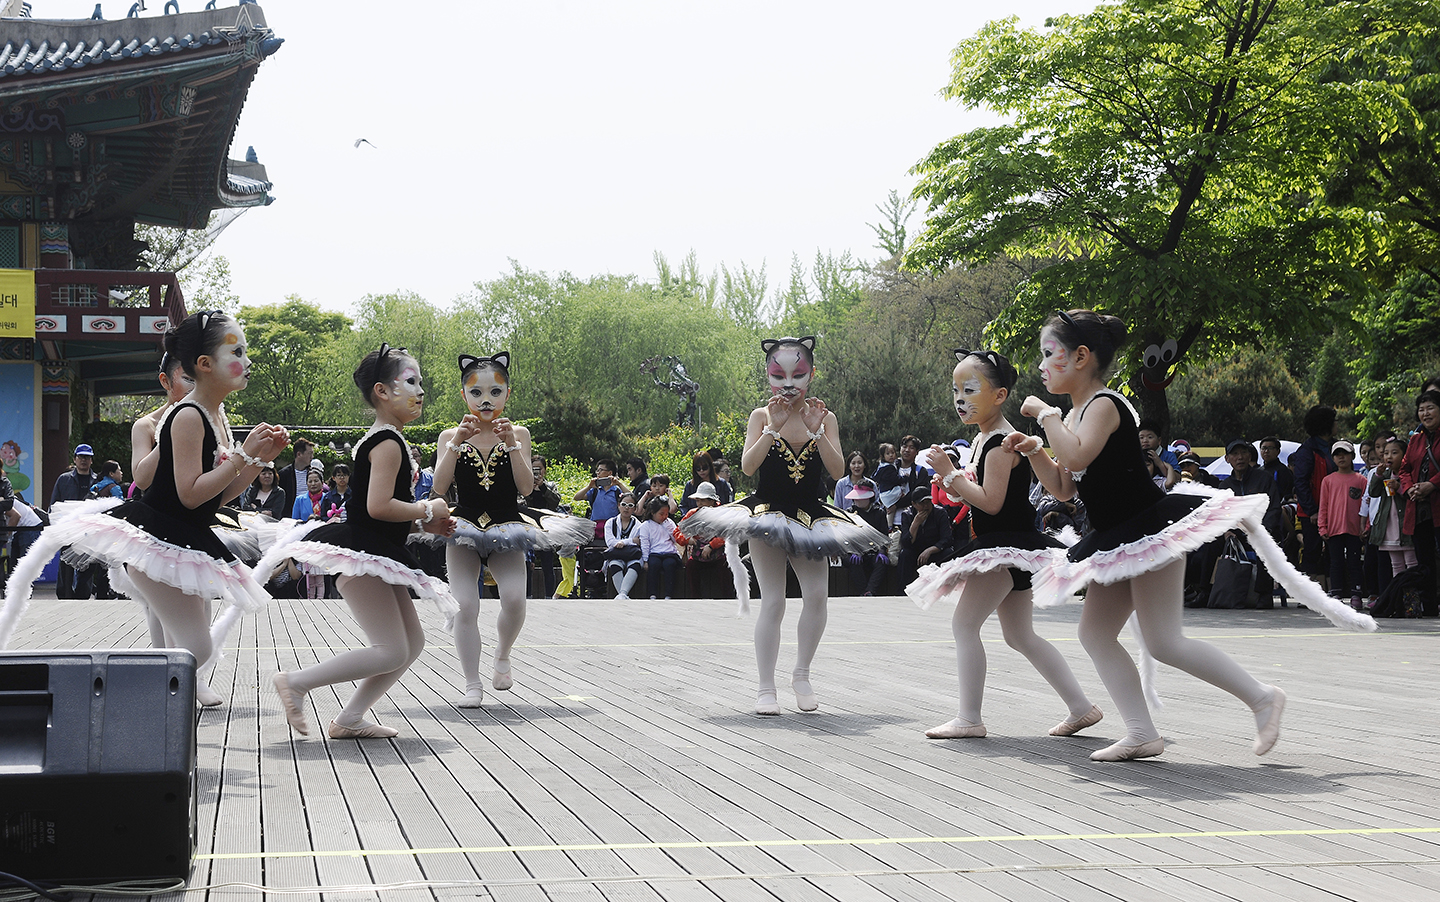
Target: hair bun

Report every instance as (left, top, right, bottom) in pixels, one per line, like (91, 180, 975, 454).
(1100, 315, 1128, 348)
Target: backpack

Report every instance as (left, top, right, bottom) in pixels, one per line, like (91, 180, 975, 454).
(1371, 566, 1428, 619)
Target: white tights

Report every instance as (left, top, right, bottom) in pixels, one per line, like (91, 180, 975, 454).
(126, 569, 222, 705)
(445, 547, 527, 692)
(1079, 558, 1269, 743)
(286, 574, 424, 727)
(750, 542, 828, 697)
(949, 568, 1092, 725)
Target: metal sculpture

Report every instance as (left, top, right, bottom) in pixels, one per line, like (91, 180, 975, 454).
(640, 355, 701, 430)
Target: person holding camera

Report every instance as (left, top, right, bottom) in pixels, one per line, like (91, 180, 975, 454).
(574, 458, 624, 540)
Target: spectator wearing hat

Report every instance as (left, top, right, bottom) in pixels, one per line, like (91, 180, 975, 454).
(1318, 441, 1367, 608)
(674, 481, 728, 598)
(50, 443, 98, 599)
(1221, 439, 1281, 601)
(843, 484, 891, 595)
(1177, 452, 1220, 488)
(898, 485, 954, 589)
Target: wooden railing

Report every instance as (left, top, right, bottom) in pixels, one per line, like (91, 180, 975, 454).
(33, 270, 187, 341)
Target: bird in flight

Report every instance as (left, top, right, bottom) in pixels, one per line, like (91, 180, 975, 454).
(354, 138, 377, 149)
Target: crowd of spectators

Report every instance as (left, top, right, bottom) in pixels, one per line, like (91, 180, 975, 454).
(10, 380, 1439, 611)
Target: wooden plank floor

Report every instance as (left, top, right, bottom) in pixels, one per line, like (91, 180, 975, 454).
(7, 583, 1440, 901)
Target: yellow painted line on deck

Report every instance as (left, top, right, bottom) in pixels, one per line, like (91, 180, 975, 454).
(196, 826, 1440, 861)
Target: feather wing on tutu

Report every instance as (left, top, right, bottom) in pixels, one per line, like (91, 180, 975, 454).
(0, 512, 270, 659)
(680, 504, 886, 561)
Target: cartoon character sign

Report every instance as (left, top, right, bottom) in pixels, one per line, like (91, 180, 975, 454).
(1140, 338, 1179, 391)
(1, 440, 28, 492)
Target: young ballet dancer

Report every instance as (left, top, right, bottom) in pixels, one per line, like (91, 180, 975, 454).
(907, 348, 1101, 740)
(423, 353, 592, 706)
(261, 344, 458, 738)
(1, 311, 289, 707)
(1006, 310, 1374, 761)
(679, 336, 887, 714)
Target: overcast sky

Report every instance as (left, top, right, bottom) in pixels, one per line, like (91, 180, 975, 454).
(37, 1, 1087, 313)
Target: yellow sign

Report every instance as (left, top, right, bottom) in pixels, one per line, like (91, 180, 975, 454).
(0, 269, 35, 339)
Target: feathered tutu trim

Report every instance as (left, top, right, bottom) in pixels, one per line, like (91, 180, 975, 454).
(1030, 487, 1375, 634)
(408, 509, 593, 556)
(679, 504, 887, 560)
(0, 512, 270, 652)
(906, 533, 1066, 611)
(254, 520, 458, 615)
(1035, 487, 1268, 605)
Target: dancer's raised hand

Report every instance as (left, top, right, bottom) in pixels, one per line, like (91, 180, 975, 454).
(800, 398, 828, 433)
(765, 395, 791, 431)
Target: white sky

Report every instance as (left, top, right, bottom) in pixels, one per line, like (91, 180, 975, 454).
(37, 1, 1087, 313)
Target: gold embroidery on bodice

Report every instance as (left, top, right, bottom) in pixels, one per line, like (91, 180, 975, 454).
(775, 438, 817, 483)
(459, 442, 505, 491)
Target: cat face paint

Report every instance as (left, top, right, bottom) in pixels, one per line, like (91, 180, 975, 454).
(1038, 327, 1071, 391)
(766, 346, 812, 404)
(951, 359, 994, 424)
(208, 323, 250, 392)
(389, 361, 425, 420)
(464, 366, 510, 420)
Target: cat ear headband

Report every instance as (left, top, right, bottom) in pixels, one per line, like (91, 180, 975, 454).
(760, 336, 816, 362)
(459, 352, 511, 377)
(954, 347, 1003, 368)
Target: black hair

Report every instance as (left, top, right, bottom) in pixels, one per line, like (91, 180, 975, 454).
(846, 450, 868, 471)
(293, 438, 314, 455)
(458, 352, 511, 382)
(705, 448, 725, 464)
(1259, 435, 1282, 451)
(1043, 309, 1128, 372)
(1385, 435, 1408, 450)
(953, 348, 1018, 392)
(618, 492, 636, 505)
(1137, 419, 1163, 437)
(1424, 376, 1440, 395)
(1418, 391, 1440, 413)
(158, 350, 186, 378)
(761, 336, 816, 368)
(650, 473, 671, 487)
(596, 458, 617, 474)
(644, 497, 670, 519)
(162, 309, 233, 379)
(625, 456, 647, 476)
(331, 463, 351, 476)
(1303, 405, 1338, 437)
(99, 459, 121, 478)
(899, 435, 922, 450)
(353, 342, 414, 406)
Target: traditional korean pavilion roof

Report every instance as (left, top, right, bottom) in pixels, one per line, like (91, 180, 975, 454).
(0, 1, 281, 233)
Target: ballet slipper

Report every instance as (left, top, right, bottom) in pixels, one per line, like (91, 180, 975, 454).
(925, 718, 987, 739)
(1049, 704, 1103, 737)
(755, 689, 781, 716)
(1090, 737, 1165, 762)
(196, 678, 225, 708)
(457, 683, 484, 708)
(272, 672, 309, 736)
(1253, 685, 1286, 756)
(492, 659, 513, 691)
(327, 719, 399, 739)
(791, 674, 819, 712)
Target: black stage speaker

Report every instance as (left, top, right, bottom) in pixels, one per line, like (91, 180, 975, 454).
(0, 650, 197, 884)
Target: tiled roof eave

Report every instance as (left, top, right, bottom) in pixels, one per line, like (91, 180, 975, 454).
(0, 44, 248, 99)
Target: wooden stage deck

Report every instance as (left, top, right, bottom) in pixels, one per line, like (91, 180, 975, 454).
(7, 587, 1440, 901)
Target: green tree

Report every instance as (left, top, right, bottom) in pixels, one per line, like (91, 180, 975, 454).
(1354, 271, 1440, 435)
(1167, 347, 1310, 446)
(906, 0, 1389, 433)
(233, 297, 352, 425)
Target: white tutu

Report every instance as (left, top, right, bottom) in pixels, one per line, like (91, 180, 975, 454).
(0, 511, 271, 653)
(907, 544, 1065, 611)
(409, 511, 593, 557)
(254, 520, 457, 615)
(680, 504, 886, 560)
